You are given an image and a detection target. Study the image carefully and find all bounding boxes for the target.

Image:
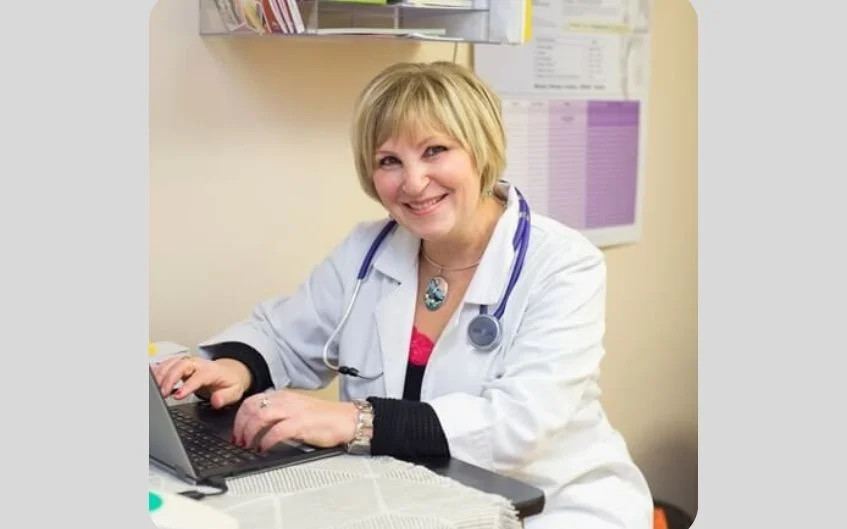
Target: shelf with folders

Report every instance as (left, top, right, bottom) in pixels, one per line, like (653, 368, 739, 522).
(199, 0, 531, 45)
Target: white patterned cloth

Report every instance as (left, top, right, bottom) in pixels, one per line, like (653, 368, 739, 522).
(149, 455, 522, 529)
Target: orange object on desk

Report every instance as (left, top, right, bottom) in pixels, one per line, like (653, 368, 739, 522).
(654, 507, 669, 529)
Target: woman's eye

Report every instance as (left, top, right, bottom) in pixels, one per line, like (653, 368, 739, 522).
(424, 145, 447, 158)
(378, 156, 400, 167)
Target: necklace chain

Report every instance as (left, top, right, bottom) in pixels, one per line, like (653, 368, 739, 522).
(421, 249, 481, 273)
(420, 249, 480, 311)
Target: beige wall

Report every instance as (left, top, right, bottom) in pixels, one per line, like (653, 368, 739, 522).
(150, 0, 698, 518)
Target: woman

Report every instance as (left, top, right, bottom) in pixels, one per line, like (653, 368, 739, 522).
(152, 61, 653, 529)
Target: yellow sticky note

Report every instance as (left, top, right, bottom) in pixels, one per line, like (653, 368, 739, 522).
(523, 0, 533, 41)
(148, 343, 157, 357)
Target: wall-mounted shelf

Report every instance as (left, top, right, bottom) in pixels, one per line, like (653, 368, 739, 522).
(199, 0, 531, 45)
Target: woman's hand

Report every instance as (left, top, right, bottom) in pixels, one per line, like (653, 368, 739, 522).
(232, 390, 358, 452)
(151, 355, 252, 409)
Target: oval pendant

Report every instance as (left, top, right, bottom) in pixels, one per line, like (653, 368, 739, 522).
(424, 276, 449, 311)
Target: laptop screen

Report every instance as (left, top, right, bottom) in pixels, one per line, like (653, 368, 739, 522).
(148, 368, 197, 480)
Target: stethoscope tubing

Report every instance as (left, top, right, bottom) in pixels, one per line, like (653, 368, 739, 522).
(324, 186, 531, 378)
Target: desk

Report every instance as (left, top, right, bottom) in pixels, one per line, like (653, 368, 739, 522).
(419, 457, 545, 519)
(149, 454, 543, 529)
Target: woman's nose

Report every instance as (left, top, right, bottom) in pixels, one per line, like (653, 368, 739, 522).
(401, 164, 430, 195)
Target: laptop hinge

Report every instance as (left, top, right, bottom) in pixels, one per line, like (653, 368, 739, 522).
(174, 464, 196, 483)
(149, 457, 198, 484)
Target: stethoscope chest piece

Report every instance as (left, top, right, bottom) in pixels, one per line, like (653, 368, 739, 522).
(467, 313, 502, 352)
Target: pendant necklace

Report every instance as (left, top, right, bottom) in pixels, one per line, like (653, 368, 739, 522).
(421, 249, 481, 311)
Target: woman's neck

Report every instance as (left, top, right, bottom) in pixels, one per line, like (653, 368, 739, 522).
(420, 195, 505, 269)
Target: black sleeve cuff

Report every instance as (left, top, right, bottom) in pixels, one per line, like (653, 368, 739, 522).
(366, 397, 451, 461)
(208, 342, 273, 397)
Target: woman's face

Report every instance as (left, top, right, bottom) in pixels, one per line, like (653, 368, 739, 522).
(372, 131, 482, 243)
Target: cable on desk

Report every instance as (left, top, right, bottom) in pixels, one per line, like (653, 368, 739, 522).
(177, 476, 228, 500)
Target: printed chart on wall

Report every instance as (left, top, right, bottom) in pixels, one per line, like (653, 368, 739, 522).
(474, 0, 652, 247)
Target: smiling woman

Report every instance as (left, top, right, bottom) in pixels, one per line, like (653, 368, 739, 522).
(352, 62, 511, 318)
(152, 61, 654, 529)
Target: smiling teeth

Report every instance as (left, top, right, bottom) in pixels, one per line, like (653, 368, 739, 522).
(408, 197, 441, 210)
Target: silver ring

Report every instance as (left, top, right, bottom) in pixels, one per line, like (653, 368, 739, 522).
(259, 396, 271, 409)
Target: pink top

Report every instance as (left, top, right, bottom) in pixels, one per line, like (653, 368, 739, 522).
(409, 326, 435, 367)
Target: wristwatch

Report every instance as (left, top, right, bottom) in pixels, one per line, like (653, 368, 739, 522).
(346, 398, 374, 455)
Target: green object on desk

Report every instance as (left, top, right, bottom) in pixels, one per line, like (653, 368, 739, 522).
(149, 491, 163, 512)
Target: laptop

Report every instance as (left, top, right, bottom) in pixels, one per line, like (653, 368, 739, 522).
(148, 368, 344, 485)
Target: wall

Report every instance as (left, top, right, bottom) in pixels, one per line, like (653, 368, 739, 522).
(149, 0, 698, 518)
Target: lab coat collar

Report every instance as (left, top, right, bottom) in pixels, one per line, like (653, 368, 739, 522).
(371, 182, 521, 308)
(371, 219, 420, 285)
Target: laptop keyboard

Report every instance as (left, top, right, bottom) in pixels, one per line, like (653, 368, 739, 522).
(169, 407, 267, 473)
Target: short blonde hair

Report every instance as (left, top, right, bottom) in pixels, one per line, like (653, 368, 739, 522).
(350, 61, 506, 202)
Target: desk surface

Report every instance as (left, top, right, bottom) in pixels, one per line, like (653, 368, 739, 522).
(149, 454, 534, 529)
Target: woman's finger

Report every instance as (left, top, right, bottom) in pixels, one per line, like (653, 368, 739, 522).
(160, 357, 197, 397)
(232, 393, 259, 443)
(232, 392, 270, 446)
(241, 396, 285, 449)
(159, 356, 194, 395)
(241, 405, 282, 450)
(151, 355, 185, 386)
(257, 419, 299, 453)
(233, 393, 285, 448)
(208, 384, 243, 409)
(172, 366, 214, 400)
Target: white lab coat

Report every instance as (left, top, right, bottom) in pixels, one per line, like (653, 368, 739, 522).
(198, 184, 654, 529)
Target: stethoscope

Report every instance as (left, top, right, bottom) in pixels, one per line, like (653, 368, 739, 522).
(322, 187, 531, 379)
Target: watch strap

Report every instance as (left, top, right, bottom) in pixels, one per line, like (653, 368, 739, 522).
(346, 398, 374, 455)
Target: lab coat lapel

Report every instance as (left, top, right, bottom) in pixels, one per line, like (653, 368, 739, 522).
(464, 185, 521, 307)
(374, 279, 417, 398)
(372, 224, 419, 399)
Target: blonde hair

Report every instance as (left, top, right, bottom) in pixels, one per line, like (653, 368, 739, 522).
(350, 61, 506, 202)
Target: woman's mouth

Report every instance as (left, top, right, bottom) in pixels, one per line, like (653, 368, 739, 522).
(405, 194, 447, 216)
